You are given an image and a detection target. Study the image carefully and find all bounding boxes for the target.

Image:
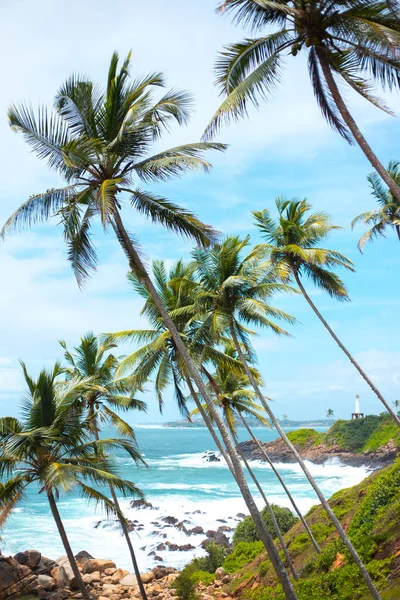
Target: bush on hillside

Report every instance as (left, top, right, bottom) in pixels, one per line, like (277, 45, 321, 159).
(287, 428, 321, 448)
(232, 504, 298, 547)
(324, 415, 393, 452)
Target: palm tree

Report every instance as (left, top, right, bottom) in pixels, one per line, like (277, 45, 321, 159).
(0, 362, 142, 600)
(254, 198, 400, 428)
(204, 0, 400, 201)
(193, 363, 299, 579)
(327, 409, 335, 420)
(352, 161, 400, 251)
(60, 333, 149, 600)
(105, 261, 298, 599)
(192, 234, 382, 600)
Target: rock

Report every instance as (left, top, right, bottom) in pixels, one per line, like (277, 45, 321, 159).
(0, 555, 39, 600)
(98, 597, 109, 600)
(74, 551, 94, 565)
(141, 571, 155, 584)
(36, 556, 56, 575)
(51, 563, 79, 590)
(166, 542, 179, 551)
(82, 571, 101, 584)
(236, 513, 246, 519)
(120, 574, 138, 586)
(13, 549, 42, 570)
(161, 516, 179, 526)
(82, 558, 116, 574)
(152, 566, 175, 579)
(154, 555, 163, 562)
(155, 544, 166, 551)
(216, 519, 227, 523)
(104, 567, 117, 576)
(218, 526, 233, 533)
(130, 499, 154, 509)
(215, 567, 226, 581)
(202, 530, 230, 549)
(38, 574, 57, 591)
(203, 451, 221, 462)
(189, 526, 204, 535)
(178, 544, 195, 551)
(221, 575, 231, 584)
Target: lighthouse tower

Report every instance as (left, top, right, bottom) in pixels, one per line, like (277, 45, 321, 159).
(351, 395, 364, 420)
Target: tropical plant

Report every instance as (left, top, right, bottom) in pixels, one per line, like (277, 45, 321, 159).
(191, 232, 382, 600)
(352, 161, 400, 251)
(204, 0, 400, 201)
(327, 409, 335, 420)
(60, 332, 148, 600)
(232, 504, 298, 547)
(253, 198, 400, 428)
(105, 260, 298, 599)
(0, 362, 142, 600)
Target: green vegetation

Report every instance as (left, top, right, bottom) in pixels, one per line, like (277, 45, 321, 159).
(287, 429, 322, 449)
(232, 505, 298, 547)
(175, 542, 227, 599)
(219, 461, 400, 599)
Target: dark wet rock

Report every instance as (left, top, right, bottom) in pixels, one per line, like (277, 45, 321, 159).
(140, 546, 147, 551)
(131, 499, 155, 509)
(175, 522, 189, 534)
(193, 510, 206, 515)
(13, 549, 41, 570)
(203, 451, 221, 462)
(161, 516, 179, 525)
(178, 544, 195, 551)
(216, 519, 227, 523)
(201, 530, 231, 549)
(218, 525, 233, 533)
(155, 544, 167, 551)
(35, 556, 56, 575)
(189, 526, 204, 535)
(166, 542, 179, 551)
(152, 566, 176, 579)
(236, 513, 246, 519)
(148, 551, 156, 556)
(154, 556, 163, 562)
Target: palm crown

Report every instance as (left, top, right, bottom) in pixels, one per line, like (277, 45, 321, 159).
(352, 160, 400, 250)
(2, 51, 225, 286)
(0, 362, 142, 526)
(253, 198, 355, 300)
(204, 0, 400, 140)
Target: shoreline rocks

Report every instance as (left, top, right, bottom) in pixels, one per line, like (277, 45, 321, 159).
(238, 437, 398, 468)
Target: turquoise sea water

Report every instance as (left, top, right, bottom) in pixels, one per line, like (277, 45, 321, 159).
(1, 425, 368, 571)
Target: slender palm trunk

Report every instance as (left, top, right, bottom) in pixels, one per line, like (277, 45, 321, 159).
(112, 210, 298, 600)
(317, 48, 400, 201)
(239, 412, 321, 554)
(231, 427, 298, 580)
(92, 429, 148, 600)
(229, 322, 382, 600)
(47, 489, 91, 600)
(293, 270, 400, 428)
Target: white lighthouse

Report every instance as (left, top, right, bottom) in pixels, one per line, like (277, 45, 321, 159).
(351, 395, 364, 419)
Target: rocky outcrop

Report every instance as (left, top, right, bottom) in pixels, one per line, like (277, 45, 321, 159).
(238, 438, 399, 468)
(0, 555, 39, 600)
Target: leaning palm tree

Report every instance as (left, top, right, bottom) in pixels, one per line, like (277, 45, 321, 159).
(0, 362, 142, 600)
(0, 54, 295, 594)
(105, 261, 298, 599)
(327, 409, 335, 420)
(352, 160, 400, 251)
(254, 198, 400, 428)
(60, 333, 148, 600)
(204, 0, 400, 200)
(192, 234, 382, 600)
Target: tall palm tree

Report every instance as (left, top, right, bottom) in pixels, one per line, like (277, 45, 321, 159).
(193, 365, 299, 579)
(60, 333, 149, 600)
(254, 198, 400, 428)
(327, 408, 335, 420)
(192, 234, 382, 600)
(204, 0, 400, 200)
(352, 160, 400, 251)
(105, 261, 298, 599)
(199, 348, 320, 553)
(0, 362, 142, 600)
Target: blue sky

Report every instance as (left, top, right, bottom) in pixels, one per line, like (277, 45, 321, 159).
(0, 0, 399, 423)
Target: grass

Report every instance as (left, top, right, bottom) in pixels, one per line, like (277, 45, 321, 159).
(286, 428, 322, 448)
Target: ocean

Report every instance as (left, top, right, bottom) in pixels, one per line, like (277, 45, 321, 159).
(1, 425, 369, 571)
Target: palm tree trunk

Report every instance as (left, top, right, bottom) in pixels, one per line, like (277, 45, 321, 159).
(47, 489, 91, 600)
(229, 322, 382, 600)
(92, 429, 148, 600)
(293, 270, 400, 428)
(231, 428, 298, 580)
(238, 412, 321, 554)
(112, 210, 298, 600)
(317, 48, 400, 201)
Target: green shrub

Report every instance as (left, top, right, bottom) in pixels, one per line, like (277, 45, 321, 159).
(175, 568, 198, 600)
(287, 428, 322, 448)
(223, 541, 264, 573)
(232, 504, 298, 547)
(190, 571, 215, 585)
(324, 416, 387, 452)
(179, 541, 227, 581)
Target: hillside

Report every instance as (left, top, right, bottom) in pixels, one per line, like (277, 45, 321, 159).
(214, 460, 400, 599)
(240, 415, 400, 467)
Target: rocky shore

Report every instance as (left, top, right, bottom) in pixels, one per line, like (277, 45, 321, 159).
(238, 437, 399, 468)
(0, 549, 234, 600)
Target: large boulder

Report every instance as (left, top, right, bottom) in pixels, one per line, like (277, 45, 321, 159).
(75, 550, 94, 565)
(119, 573, 138, 586)
(0, 555, 39, 600)
(13, 549, 42, 570)
(82, 558, 116, 574)
(141, 572, 155, 584)
(38, 574, 57, 591)
(51, 564, 78, 590)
